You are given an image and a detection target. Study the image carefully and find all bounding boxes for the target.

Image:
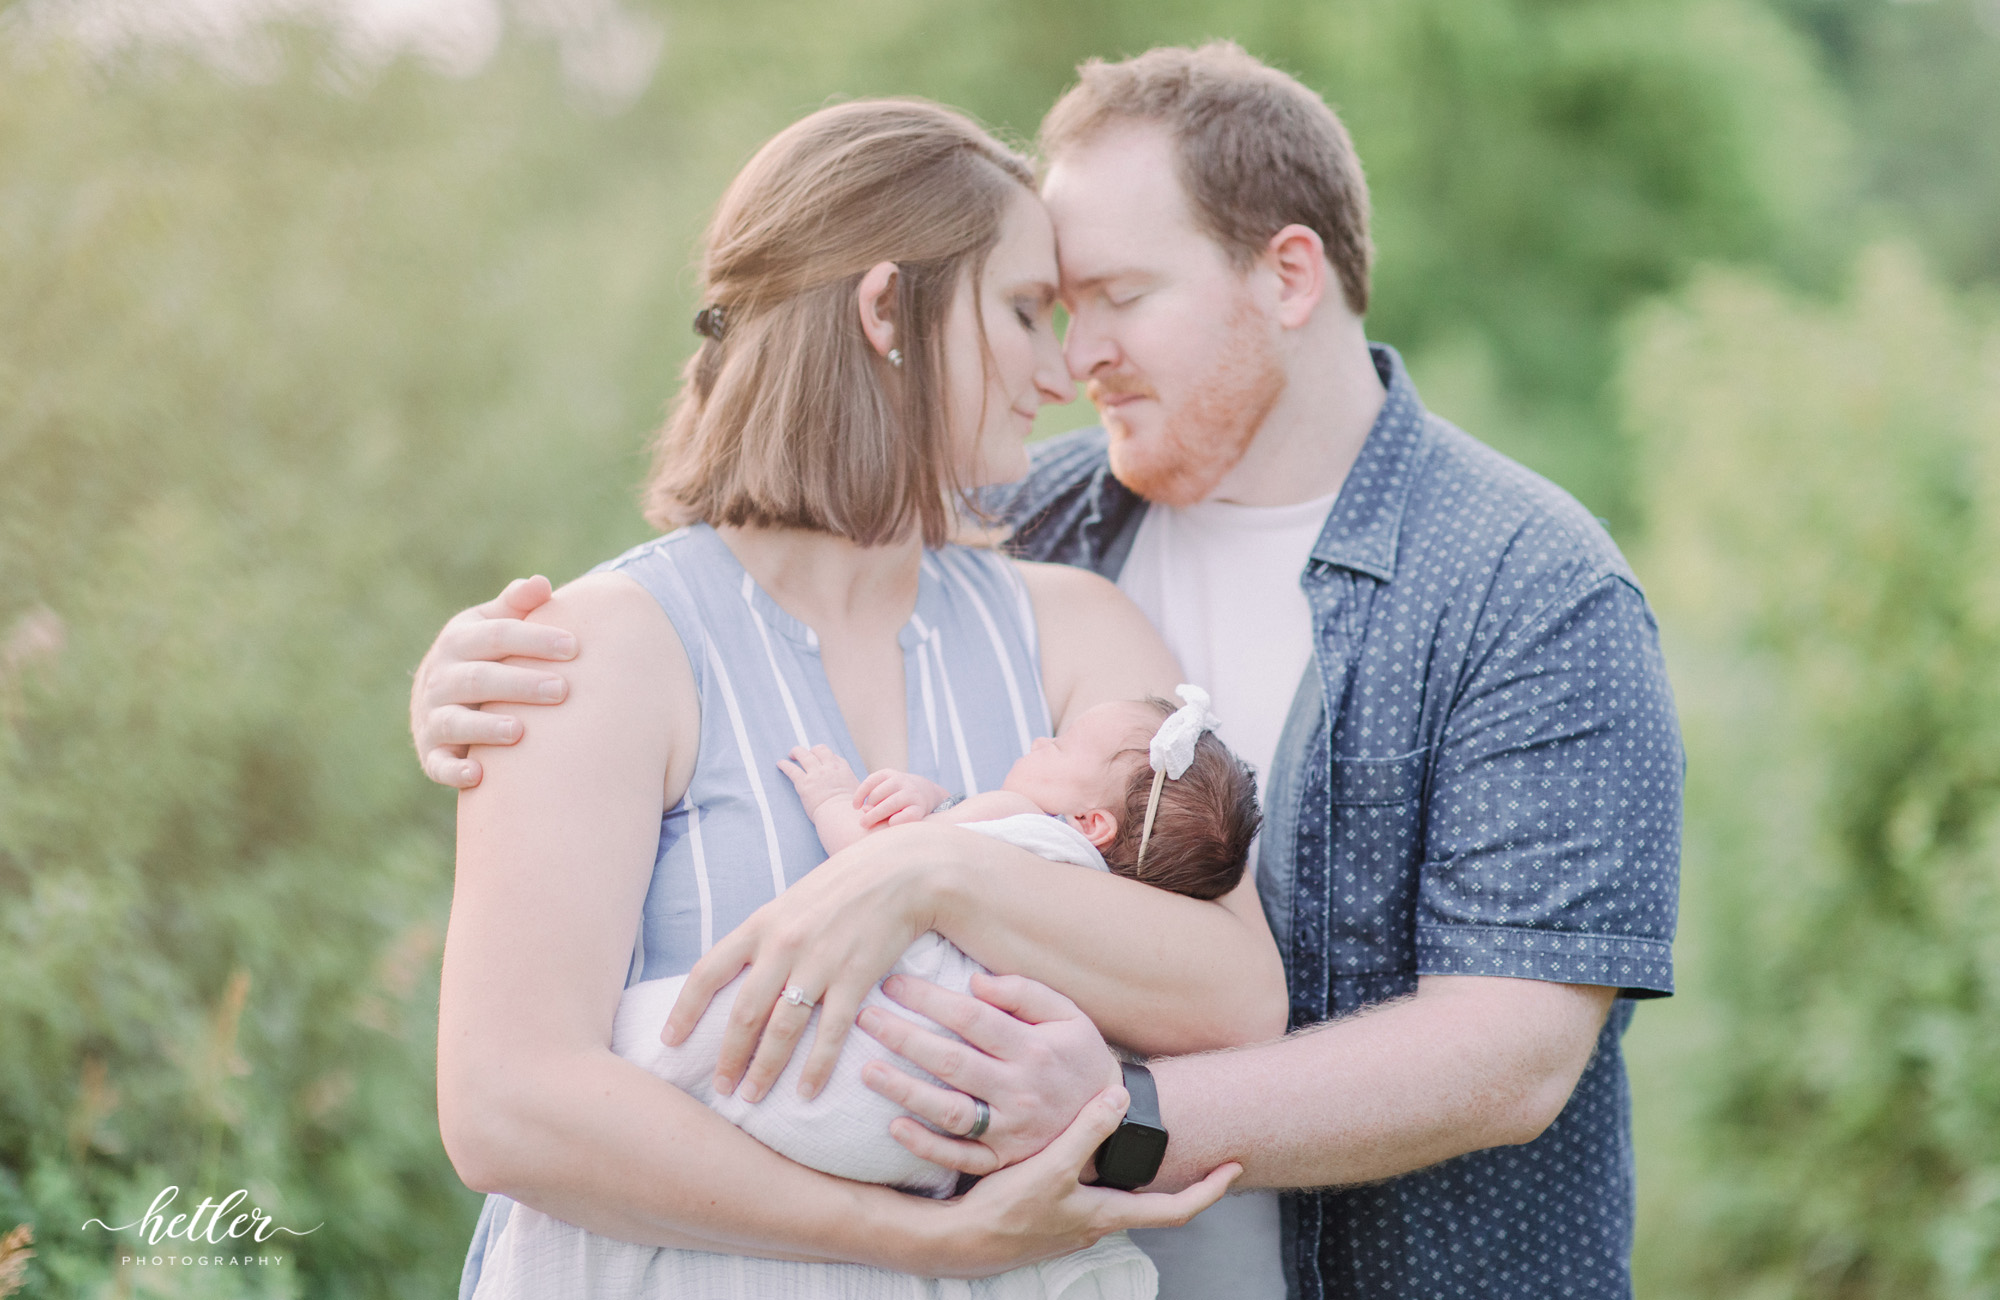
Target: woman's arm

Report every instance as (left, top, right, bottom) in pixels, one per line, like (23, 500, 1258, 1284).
(440, 572, 951, 1263)
(670, 560, 1289, 1108)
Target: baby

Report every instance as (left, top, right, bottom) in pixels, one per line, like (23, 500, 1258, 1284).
(471, 690, 1260, 1300)
(781, 693, 1260, 901)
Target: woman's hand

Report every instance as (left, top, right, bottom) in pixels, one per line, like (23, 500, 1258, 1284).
(663, 823, 951, 1102)
(916, 1087, 1242, 1278)
(856, 971, 1119, 1175)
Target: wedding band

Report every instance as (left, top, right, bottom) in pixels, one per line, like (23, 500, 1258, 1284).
(780, 985, 816, 1009)
(964, 1097, 991, 1140)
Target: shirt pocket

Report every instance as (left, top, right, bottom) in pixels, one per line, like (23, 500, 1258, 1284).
(1322, 746, 1432, 979)
(1329, 746, 1430, 805)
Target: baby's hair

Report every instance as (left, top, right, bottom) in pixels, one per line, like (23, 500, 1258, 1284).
(1101, 696, 1261, 900)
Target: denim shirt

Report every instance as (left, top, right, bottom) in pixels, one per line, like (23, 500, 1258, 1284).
(997, 345, 1682, 1300)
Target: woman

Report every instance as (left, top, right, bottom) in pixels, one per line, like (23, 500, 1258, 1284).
(438, 99, 1284, 1296)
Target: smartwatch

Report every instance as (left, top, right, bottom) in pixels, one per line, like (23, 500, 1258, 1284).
(1088, 1060, 1169, 1191)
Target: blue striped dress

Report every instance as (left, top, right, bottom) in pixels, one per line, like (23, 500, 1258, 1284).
(459, 523, 1055, 1297)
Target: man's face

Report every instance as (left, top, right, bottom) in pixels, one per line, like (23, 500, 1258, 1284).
(1042, 123, 1285, 507)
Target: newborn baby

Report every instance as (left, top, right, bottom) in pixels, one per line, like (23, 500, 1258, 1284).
(782, 693, 1259, 902)
(471, 690, 1259, 1300)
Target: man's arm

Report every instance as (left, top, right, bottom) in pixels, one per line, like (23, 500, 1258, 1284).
(866, 972, 1611, 1189)
(1145, 564, 1677, 1189)
(1144, 975, 1614, 1191)
(880, 561, 1679, 1193)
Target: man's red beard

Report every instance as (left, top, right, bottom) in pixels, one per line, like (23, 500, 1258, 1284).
(1089, 302, 1285, 507)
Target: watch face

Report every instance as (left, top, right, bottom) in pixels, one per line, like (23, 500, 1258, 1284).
(1097, 1122, 1170, 1191)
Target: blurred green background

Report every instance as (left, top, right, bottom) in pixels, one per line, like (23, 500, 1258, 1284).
(1, 0, 1997, 1295)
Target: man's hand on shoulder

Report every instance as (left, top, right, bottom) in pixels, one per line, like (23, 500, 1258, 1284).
(411, 575, 577, 789)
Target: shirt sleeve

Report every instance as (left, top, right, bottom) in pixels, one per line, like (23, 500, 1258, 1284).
(1415, 570, 1682, 997)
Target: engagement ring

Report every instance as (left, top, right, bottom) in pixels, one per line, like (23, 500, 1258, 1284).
(780, 984, 816, 1009)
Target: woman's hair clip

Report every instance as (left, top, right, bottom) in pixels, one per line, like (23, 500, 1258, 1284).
(692, 304, 727, 341)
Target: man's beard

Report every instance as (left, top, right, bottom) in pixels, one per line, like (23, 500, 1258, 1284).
(1093, 303, 1285, 507)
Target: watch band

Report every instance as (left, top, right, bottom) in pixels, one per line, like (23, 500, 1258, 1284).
(1089, 1060, 1170, 1191)
(1120, 1059, 1162, 1127)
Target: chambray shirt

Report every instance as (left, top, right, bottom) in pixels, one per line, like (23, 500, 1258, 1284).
(997, 345, 1681, 1300)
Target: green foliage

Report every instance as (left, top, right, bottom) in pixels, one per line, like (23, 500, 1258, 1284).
(1292, 0, 1846, 520)
(1628, 247, 2000, 1297)
(1772, 0, 2000, 288)
(0, 38, 671, 1297)
(0, 1, 1992, 1296)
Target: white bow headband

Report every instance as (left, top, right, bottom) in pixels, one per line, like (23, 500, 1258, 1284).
(1137, 684, 1220, 868)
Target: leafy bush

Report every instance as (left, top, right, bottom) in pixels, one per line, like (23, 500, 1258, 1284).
(1629, 247, 2000, 1297)
(0, 2, 1983, 1295)
(0, 40, 665, 1297)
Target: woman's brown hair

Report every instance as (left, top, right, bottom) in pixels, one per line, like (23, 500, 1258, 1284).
(644, 99, 1037, 547)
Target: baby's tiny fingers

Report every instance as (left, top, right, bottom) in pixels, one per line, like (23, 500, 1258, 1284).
(871, 790, 927, 824)
(857, 799, 901, 829)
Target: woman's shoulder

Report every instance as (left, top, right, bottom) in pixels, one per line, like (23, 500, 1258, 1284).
(570, 527, 717, 662)
(1005, 555, 1132, 616)
(1001, 559, 1180, 729)
(520, 569, 700, 797)
(529, 570, 689, 668)
(589, 527, 710, 601)
(928, 545, 1141, 643)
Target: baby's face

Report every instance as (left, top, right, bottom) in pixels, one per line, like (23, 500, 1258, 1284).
(1002, 699, 1157, 817)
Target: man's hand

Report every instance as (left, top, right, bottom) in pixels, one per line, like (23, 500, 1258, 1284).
(857, 971, 1120, 1175)
(410, 576, 576, 789)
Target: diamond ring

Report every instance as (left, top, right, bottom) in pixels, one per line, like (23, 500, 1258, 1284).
(780, 985, 816, 1009)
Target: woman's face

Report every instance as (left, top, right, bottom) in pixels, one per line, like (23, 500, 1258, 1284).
(940, 188, 1072, 488)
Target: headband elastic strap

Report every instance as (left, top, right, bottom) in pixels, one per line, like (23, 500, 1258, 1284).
(1135, 766, 1169, 869)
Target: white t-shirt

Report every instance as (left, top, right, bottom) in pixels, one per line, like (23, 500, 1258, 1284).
(1114, 491, 1337, 1300)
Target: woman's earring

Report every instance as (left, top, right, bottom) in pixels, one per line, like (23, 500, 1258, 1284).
(887, 348, 903, 368)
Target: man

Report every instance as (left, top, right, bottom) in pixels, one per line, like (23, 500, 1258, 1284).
(412, 44, 1680, 1299)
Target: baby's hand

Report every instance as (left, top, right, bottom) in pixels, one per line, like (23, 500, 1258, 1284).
(855, 769, 952, 829)
(778, 745, 861, 814)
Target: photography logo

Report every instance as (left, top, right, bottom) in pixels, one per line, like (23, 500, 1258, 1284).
(82, 1186, 319, 1270)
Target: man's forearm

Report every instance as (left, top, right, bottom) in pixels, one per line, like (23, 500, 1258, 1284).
(1143, 976, 1616, 1192)
(927, 829, 1290, 1055)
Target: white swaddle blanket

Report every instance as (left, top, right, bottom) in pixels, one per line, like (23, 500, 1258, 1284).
(471, 815, 1157, 1300)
